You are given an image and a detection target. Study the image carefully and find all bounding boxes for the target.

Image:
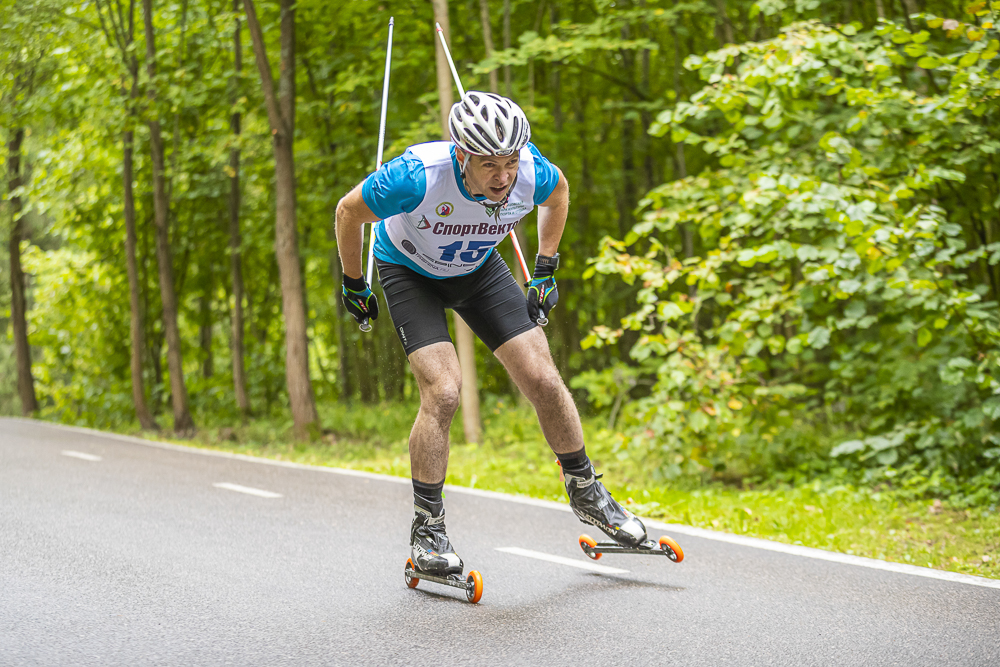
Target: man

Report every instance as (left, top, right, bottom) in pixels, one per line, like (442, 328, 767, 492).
(335, 92, 646, 577)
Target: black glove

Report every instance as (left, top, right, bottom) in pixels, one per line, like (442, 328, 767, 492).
(342, 274, 379, 324)
(525, 261, 558, 324)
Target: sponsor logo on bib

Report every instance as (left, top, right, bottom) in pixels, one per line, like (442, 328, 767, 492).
(435, 202, 454, 218)
(415, 215, 431, 230)
(402, 239, 417, 254)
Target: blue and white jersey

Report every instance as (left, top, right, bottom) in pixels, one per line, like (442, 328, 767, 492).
(362, 141, 559, 279)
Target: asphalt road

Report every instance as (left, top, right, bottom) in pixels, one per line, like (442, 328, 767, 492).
(2, 418, 999, 666)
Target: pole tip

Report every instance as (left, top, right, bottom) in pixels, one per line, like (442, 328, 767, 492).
(389, 16, 394, 26)
(435, 22, 442, 31)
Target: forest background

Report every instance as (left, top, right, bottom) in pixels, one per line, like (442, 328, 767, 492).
(3, 0, 1000, 575)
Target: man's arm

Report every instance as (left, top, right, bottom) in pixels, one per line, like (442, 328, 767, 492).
(536, 166, 569, 257)
(335, 183, 381, 280)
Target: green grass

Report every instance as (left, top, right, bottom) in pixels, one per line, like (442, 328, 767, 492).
(105, 398, 1000, 580)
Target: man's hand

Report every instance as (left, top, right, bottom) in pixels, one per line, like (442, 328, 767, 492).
(342, 274, 379, 324)
(526, 257, 558, 324)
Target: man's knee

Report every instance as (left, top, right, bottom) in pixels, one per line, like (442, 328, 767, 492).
(524, 362, 567, 400)
(420, 372, 462, 418)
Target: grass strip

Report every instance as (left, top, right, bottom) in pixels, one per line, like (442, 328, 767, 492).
(98, 398, 999, 580)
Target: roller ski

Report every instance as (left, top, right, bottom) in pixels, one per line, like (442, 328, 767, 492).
(403, 505, 483, 603)
(560, 463, 685, 564)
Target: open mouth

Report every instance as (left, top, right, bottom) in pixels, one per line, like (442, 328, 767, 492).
(489, 185, 508, 198)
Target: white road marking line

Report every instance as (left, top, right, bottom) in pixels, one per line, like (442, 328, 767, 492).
(644, 520, 1000, 590)
(26, 420, 1000, 591)
(497, 547, 629, 574)
(61, 450, 102, 462)
(213, 482, 282, 499)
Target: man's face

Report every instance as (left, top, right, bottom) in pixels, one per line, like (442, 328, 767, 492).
(459, 150, 520, 202)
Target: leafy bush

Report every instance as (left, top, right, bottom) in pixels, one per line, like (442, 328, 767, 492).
(577, 12, 1000, 503)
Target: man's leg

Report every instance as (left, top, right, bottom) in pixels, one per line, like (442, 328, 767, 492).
(407, 341, 463, 484)
(405, 341, 465, 575)
(494, 326, 583, 455)
(495, 327, 648, 547)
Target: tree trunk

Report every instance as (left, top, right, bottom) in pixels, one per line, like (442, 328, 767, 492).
(125, 43, 159, 429)
(715, 0, 734, 45)
(619, 31, 637, 239)
(478, 0, 499, 95)
(94, 0, 158, 428)
(502, 0, 512, 97)
(229, 0, 250, 420)
(550, 6, 562, 139)
(328, 240, 352, 401)
(638, 2, 655, 193)
(243, 0, 318, 438)
(199, 273, 213, 378)
(433, 0, 481, 444)
(7, 128, 39, 416)
(123, 122, 158, 430)
(302, 51, 351, 404)
(671, 9, 695, 263)
(142, 0, 196, 435)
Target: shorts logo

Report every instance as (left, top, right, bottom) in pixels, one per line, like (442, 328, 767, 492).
(435, 202, 454, 218)
(415, 216, 431, 230)
(401, 239, 417, 254)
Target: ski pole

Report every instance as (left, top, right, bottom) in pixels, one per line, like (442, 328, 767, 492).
(434, 23, 542, 325)
(360, 16, 394, 333)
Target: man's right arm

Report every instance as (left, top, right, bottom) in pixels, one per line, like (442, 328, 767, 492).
(335, 184, 380, 280)
(336, 151, 427, 280)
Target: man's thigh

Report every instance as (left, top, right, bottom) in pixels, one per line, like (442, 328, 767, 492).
(494, 325, 558, 383)
(407, 341, 463, 394)
(450, 252, 536, 352)
(376, 259, 452, 356)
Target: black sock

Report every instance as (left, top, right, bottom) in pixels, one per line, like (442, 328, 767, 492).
(556, 447, 593, 479)
(412, 478, 445, 515)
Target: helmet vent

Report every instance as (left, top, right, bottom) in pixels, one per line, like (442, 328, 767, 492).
(468, 135, 492, 154)
(473, 123, 501, 151)
(468, 93, 480, 104)
(494, 118, 506, 143)
(496, 104, 509, 119)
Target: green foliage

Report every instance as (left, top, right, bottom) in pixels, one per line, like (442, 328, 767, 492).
(581, 14, 1000, 502)
(6, 0, 996, 510)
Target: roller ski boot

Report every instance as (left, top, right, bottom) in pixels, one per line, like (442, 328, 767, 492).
(562, 465, 684, 564)
(403, 505, 483, 603)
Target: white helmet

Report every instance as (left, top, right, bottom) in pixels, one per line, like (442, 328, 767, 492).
(449, 92, 531, 157)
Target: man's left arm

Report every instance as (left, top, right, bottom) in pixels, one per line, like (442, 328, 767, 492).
(537, 166, 569, 256)
(526, 165, 569, 324)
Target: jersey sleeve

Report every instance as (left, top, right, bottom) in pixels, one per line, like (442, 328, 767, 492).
(361, 151, 427, 220)
(528, 143, 560, 206)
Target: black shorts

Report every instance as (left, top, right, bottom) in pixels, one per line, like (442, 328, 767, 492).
(376, 251, 536, 356)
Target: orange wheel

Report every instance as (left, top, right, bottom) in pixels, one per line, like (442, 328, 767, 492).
(579, 534, 601, 560)
(466, 570, 483, 603)
(405, 558, 420, 588)
(659, 536, 684, 563)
